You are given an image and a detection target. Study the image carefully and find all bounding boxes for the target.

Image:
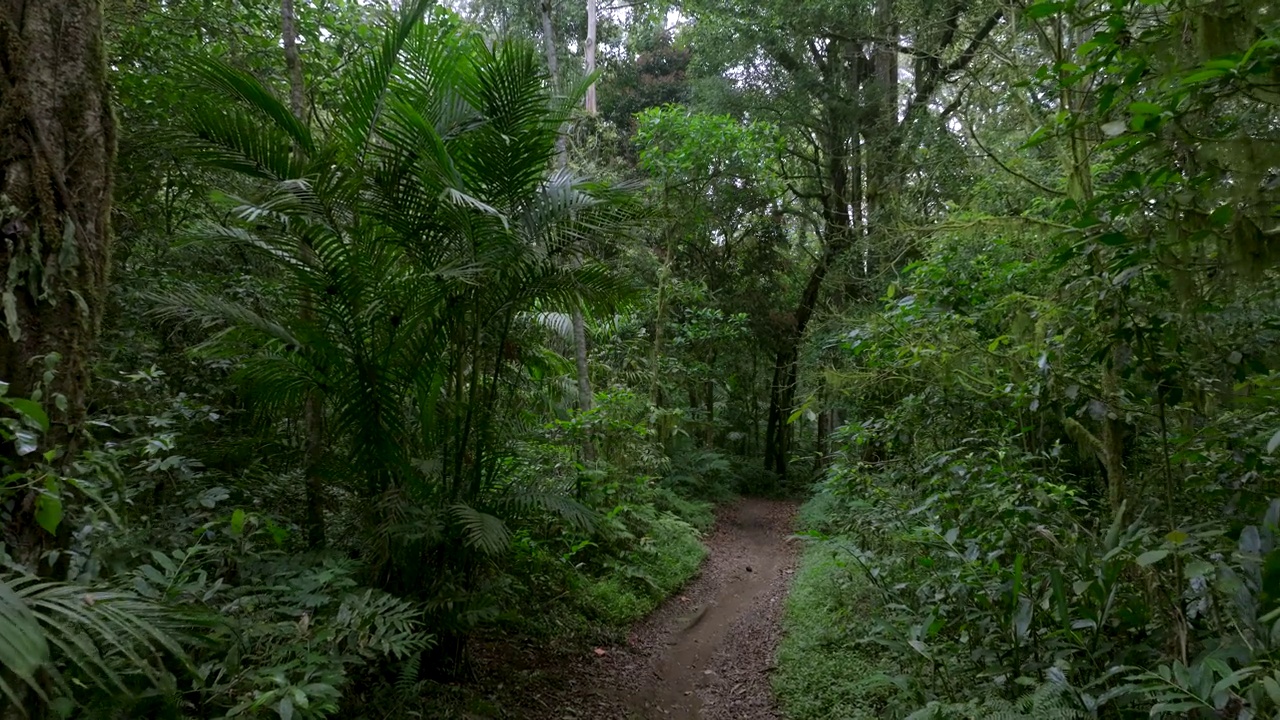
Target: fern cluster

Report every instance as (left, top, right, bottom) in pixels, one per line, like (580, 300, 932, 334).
(905, 681, 1083, 720)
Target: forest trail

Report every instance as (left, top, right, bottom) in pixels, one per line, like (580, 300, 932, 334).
(595, 497, 800, 719)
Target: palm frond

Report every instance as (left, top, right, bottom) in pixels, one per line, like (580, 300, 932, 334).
(497, 491, 596, 532)
(526, 311, 574, 341)
(145, 286, 301, 350)
(449, 504, 511, 556)
(183, 57, 315, 155)
(183, 107, 301, 180)
(335, 0, 437, 159)
(0, 572, 189, 713)
(0, 576, 51, 708)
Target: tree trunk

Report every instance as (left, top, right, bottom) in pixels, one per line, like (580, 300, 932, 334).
(280, 0, 306, 121)
(866, 0, 899, 255)
(280, 0, 325, 547)
(0, 0, 116, 567)
(571, 0, 595, 422)
(539, 0, 596, 461)
(1054, 14, 1124, 510)
(815, 408, 832, 472)
(763, 352, 785, 474)
(763, 349, 798, 477)
(572, 307, 592, 412)
(539, 0, 568, 163)
(585, 0, 597, 115)
(704, 377, 714, 445)
(763, 101, 852, 479)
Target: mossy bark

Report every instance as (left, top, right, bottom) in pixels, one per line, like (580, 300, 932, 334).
(0, 0, 116, 561)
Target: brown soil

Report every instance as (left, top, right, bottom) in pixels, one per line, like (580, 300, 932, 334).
(615, 497, 799, 719)
(435, 497, 799, 720)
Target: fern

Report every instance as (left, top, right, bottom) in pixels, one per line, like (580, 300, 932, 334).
(906, 681, 1083, 720)
(497, 490, 597, 532)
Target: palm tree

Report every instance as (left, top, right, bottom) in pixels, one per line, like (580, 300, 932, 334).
(154, 1, 636, 631)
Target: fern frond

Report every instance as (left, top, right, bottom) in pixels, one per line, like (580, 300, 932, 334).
(497, 490, 596, 532)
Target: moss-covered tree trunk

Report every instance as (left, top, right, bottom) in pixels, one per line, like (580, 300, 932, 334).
(0, 0, 116, 561)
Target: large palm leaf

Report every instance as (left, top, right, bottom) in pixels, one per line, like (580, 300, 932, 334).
(0, 572, 188, 713)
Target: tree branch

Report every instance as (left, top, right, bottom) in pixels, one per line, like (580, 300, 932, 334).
(965, 123, 1065, 196)
(905, 9, 1004, 122)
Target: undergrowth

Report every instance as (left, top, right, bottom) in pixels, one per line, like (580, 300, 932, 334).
(776, 496, 909, 719)
(579, 504, 708, 626)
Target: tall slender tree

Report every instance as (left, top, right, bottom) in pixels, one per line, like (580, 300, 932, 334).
(537, 0, 595, 420)
(585, 0, 598, 114)
(575, 0, 597, 413)
(278, 0, 327, 547)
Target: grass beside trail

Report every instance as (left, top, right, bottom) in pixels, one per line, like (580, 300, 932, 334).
(774, 499, 909, 719)
(580, 506, 709, 625)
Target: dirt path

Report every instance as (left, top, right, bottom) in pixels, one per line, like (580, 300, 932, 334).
(590, 497, 800, 719)
(447, 498, 799, 719)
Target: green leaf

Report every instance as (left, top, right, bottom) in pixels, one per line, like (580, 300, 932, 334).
(230, 508, 246, 536)
(1267, 428, 1280, 454)
(1013, 596, 1033, 640)
(35, 487, 63, 536)
(1263, 675, 1280, 705)
(278, 696, 294, 720)
(0, 577, 51, 683)
(1183, 68, 1229, 84)
(4, 398, 48, 431)
(1151, 700, 1206, 715)
(1023, 1, 1064, 19)
(1127, 101, 1164, 116)
(13, 427, 39, 456)
(1211, 667, 1257, 696)
(907, 639, 930, 658)
(1136, 549, 1170, 566)
(1183, 559, 1214, 579)
(3, 291, 19, 342)
(450, 504, 511, 555)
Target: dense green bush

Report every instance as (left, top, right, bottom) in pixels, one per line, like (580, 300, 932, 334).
(781, 213, 1280, 717)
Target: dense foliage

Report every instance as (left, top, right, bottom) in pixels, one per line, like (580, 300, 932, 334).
(1, 0, 1278, 718)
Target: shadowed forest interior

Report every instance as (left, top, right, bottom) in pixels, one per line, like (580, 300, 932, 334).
(1, 0, 1280, 717)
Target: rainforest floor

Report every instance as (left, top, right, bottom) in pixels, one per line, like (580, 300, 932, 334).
(433, 497, 801, 719)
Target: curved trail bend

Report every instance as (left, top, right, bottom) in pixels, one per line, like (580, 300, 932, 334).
(583, 497, 800, 719)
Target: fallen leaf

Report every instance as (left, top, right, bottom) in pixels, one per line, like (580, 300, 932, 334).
(593, 648, 606, 656)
